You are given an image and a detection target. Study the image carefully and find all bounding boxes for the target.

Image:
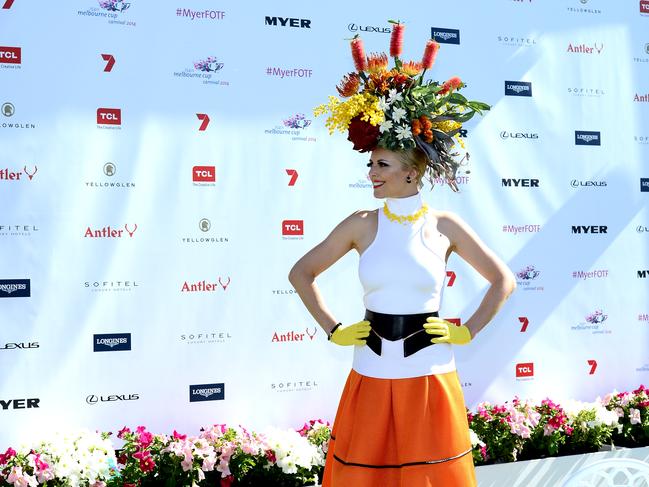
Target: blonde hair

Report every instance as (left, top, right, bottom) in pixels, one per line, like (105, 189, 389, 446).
(394, 147, 461, 192)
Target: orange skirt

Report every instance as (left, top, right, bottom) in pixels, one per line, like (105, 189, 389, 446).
(322, 369, 476, 487)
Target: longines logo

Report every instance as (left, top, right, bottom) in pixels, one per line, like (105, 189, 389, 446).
(86, 393, 139, 405)
(85, 280, 139, 292)
(505, 81, 532, 96)
(96, 108, 122, 129)
(575, 131, 601, 145)
(193, 165, 215, 185)
(1, 102, 36, 129)
(93, 333, 131, 352)
(84, 224, 137, 238)
(347, 23, 390, 34)
(497, 35, 536, 47)
(502, 178, 540, 187)
(1, 165, 37, 181)
(85, 163, 135, 188)
(567, 87, 605, 97)
(180, 332, 233, 345)
(0, 398, 40, 410)
(265, 16, 311, 28)
(1, 342, 39, 351)
(0, 46, 21, 68)
(181, 219, 229, 244)
(571, 225, 608, 234)
(0, 225, 39, 237)
(570, 179, 607, 188)
(642, 178, 649, 192)
(567, 42, 604, 54)
(189, 383, 225, 402)
(500, 131, 538, 140)
(272, 327, 318, 343)
(181, 278, 231, 292)
(0, 279, 30, 298)
(431, 27, 460, 45)
(271, 380, 318, 393)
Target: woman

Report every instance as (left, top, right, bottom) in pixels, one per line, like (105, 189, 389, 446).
(291, 22, 516, 486)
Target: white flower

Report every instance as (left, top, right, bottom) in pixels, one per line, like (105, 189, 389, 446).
(468, 429, 484, 447)
(379, 120, 393, 133)
(391, 107, 407, 123)
(263, 427, 324, 474)
(387, 89, 403, 104)
(378, 96, 390, 111)
(630, 408, 641, 425)
(394, 124, 412, 140)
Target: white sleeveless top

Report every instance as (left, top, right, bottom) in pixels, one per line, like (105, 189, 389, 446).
(354, 193, 456, 379)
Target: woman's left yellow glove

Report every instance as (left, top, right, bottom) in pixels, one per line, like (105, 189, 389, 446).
(423, 317, 472, 345)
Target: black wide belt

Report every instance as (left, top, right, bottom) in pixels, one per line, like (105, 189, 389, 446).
(364, 309, 439, 358)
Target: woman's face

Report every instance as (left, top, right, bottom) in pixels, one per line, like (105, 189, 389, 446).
(367, 148, 418, 199)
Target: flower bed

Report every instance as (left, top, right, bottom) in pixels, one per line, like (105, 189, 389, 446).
(1, 386, 647, 486)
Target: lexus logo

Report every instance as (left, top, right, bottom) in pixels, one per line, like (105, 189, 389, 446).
(1, 102, 14, 117)
(86, 395, 98, 405)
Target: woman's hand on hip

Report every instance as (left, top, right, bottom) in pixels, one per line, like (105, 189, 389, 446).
(330, 320, 372, 346)
(423, 317, 472, 345)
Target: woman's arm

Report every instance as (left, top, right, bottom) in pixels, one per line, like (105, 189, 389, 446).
(288, 212, 367, 335)
(438, 212, 516, 339)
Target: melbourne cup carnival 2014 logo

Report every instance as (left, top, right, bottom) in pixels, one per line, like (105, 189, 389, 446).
(77, 0, 136, 27)
(173, 56, 229, 86)
(98, 0, 130, 12)
(265, 113, 316, 142)
(572, 309, 610, 334)
(516, 265, 544, 291)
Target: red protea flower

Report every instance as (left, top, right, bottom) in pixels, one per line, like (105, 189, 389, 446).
(439, 76, 463, 95)
(390, 22, 405, 58)
(401, 61, 423, 76)
(350, 36, 367, 71)
(389, 71, 412, 90)
(347, 115, 379, 152)
(336, 72, 360, 97)
(368, 72, 391, 94)
(367, 52, 389, 74)
(422, 40, 440, 70)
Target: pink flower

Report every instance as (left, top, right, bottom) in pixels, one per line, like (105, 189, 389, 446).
(117, 426, 131, 439)
(6, 466, 35, 487)
(630, 408, 642, 425)
(221, 475, 235, 487)
(0, 447, 17, 465)
(421, 40, 439, 69)
(173, 430, 187, 440)
(133, 450, 156, 473)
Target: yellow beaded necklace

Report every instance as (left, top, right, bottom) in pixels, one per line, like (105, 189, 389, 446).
(382, 202, 429, 225)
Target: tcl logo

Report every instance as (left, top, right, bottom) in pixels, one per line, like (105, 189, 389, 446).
(641, 0, 649, 14)
(97, 108, 121, 125)
(0, 46, 21, 64)
(282, 220, 303, 235)
(193, 166, 215, 182)
(516, 362, 534, 377)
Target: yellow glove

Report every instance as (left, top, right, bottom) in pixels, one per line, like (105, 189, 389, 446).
(423, 317, 472, 345)
(329, 320, 371, 346)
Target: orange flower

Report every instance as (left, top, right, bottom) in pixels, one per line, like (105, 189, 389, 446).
(389, 71, 412, 89)
(401, 61, 423, 76)
(411, 119, 422, 136)
(367, 52, 389, 74)
(419, 115, 432, 130)
(422, 40, 440, 70)
(351, 36, 367, 71)
(368, 72, 391, 94)
(336, 73, 360, 97)
(390, 22, 405, 58)
(439, 76, 463, 95)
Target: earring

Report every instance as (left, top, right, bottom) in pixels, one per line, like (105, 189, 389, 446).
(406, 175, 412, 184)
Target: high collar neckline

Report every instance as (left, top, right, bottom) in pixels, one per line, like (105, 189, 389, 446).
(385, 193, 424, 215)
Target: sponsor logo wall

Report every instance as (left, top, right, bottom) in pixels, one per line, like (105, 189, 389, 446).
(0, 2, 646, 448)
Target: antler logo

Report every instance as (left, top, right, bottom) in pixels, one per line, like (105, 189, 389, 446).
(218, 277, 231, 290)
(23, 165, 37, 180)
(305, 327, 317, 340)
(124, 223, 138, 237)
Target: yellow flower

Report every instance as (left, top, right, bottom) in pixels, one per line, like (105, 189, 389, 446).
(431, 120, 462, 133)
(314, 93, 384, 134)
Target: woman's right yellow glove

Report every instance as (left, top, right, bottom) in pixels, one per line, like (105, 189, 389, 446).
(329, 320, 371, 346)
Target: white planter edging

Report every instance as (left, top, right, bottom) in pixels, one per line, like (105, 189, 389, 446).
(475, 446, 649, 487)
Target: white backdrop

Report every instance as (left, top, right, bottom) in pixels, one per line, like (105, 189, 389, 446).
(1, 0, 648, 447)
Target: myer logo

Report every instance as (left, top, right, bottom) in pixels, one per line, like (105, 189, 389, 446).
(265, 16, 311, 28)
(575, 131, 601, 145)
(431, 27, 460, 45)
(638, 270, 649, 278)
(282, 220, 304, 236)
(86, 394, 139, 405)
(189, 383, 225, 402)
(1, 342, 39, 350)
(0, 398, 40, 410)
(505, 81, 532, 96)
(0, 279, 30, 297)
(641, 178, 649, 192)
(84, 224, 137, 238)
(193, 166, 215, 182)
(501, 178, 540, 187)
(0, 46, 21, 64)
(93, 333, 131, 352)
(571, 225, 608, 234)
(516, 362, 534, 378)
(96, 108, 121, 125)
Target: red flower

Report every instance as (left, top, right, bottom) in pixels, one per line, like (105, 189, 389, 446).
(133, 450, 155, 473)
(439, 76, 463, 95)
(117, 427, 131, 439)
(390, 22, 405, 58)
(422, 40, 439, 70)
(173, 430, 187, 441)
(265, 449, 277, 463)
(0, 447, 17, 465)
(336, 72, 360, 97)
(350, 37, 367, 71)
(221, 475, 235, 487)
(367, 52, 389, 74)
(347, 116, 379, 153)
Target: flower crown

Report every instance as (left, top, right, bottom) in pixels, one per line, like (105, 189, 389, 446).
(314, 20, 490, 190)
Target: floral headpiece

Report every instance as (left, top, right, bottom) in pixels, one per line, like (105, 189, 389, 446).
(314, 20, 490, 190)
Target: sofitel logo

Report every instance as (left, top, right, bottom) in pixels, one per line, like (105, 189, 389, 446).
(0, 279, 30, 297)
(0, 225, 39, 237)
(516, 362, 534, 379)
(575, 131, 601, 145)
(84, 224, 137, 238)
(271, 380, 318, 393)
(86, 393, 139, 405)
(347, 23, 390, 34)
(0, 165, 37, 181)
(189, 383, 225, 402)
(180, 332, 233, 345)
(181, 278, 231, 292)
(505, 81, 532, 96)
(497, 35, 536, 47)
(568, 87, 605, 97)
(431, 28, 460, 45)
(96, 108, 122, 128)
(567, 42, 604, 54)
(93, 333, 131, 352)
(85, 280, 139, 292)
